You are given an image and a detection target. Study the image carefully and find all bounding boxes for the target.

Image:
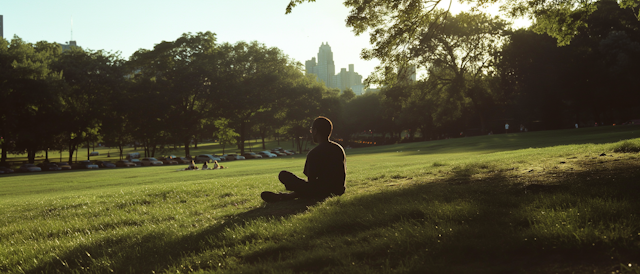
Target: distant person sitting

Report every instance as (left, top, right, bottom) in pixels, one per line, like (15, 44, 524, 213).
(202, 162, 209, 170)
(212, 160, 225, 169)
(186, 160, 198, 170)
(261, 116, 346, 202)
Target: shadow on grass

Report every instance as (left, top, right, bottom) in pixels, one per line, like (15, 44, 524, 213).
(26, 155, 640, 273)
(24, 194, 322, 273)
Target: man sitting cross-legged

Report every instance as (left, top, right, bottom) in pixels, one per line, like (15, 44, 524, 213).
(261, 116, 346, 202)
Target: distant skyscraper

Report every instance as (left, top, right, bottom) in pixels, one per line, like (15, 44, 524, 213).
(316, 42, 336, 88)
(305, 43, 363, 93)
(336, 64, 364, 94)
(305, 57, 317, 80)
(1, 15, 3, 39)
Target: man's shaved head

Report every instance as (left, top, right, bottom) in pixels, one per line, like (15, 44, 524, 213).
(312, 116, 333, 138)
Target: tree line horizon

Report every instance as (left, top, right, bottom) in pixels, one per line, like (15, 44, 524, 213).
(1, 0, 639, 164)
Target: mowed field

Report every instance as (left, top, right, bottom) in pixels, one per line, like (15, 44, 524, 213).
(2, 126, 640, 273)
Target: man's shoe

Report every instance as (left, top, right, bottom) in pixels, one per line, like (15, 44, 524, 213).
(261, 191, 284, 203)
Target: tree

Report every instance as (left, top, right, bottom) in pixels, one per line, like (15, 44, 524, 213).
(277, 74, 323, 153)
(498, 1, 640, 128)
(340, 88, 356, 102)
(217, 41, 305, 154)
(52, 47, 125, 162)
(286, 0, 640, 82)
(128, 32, 221, 158)
(0, 37, 65, 163)
(214, 118, 238, 154)
(343, 90, 387, 141)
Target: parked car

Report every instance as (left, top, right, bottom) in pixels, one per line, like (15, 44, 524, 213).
(159, 157, 178, 165)
(17, 163, 42, 172)
(174, 157, 190, 164)
(89, 151, 99, 156)
(53, 162, 72, 170)
(0, 167, 14, 174)
(37, 162, 62, 171)
(195, 154, 222, 163)
(242, 152, 262, 159)
(126, 152, 140, 159)
(212, 155, 226, 161)
(95, 160, 116, 168)
(258, 151, 277, 158)
(270, 150, 287, 156)
(224, 154, 246, 161)
(115, 160, 136, 167)
(130, 159, 143, 167)
(74, 160, 99, 169)
(141, 157, 163, 166)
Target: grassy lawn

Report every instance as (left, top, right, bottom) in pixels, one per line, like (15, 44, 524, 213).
(1, 126, 640, 273)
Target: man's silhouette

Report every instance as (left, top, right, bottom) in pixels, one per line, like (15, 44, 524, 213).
(261, 116, 346, 202)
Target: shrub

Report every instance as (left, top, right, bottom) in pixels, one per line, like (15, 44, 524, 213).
(612, 140, 640, 153)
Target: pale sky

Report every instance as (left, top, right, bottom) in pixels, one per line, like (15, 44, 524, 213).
(2, 0, 529, 87)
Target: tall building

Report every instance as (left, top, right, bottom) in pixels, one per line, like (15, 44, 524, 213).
(1, 15, 3, 39)
(315, 42, 336, 88)
(305, 57, 317, 80)
(305, 43, 364, 93)
(336, 64, 364, 94)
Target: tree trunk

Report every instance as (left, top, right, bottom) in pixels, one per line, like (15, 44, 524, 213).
(239, 120, 246, 155)
(151, 142, 156, 157)
(479, 112, 486, 134)
(87, 141, 90, 160)
(68, 142, 75, 163)
(183, 139, 191, 158)
(1, 139, 7, 164)
(27, 148, 36, 164)
(118, 144, 124, 160)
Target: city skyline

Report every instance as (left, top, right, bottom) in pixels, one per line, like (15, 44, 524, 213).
(2, 1, 529, 88)
(305, 42, 365, 94)
(2, 0, 382, 86)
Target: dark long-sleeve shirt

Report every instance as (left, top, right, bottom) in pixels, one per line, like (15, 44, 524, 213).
(303, 140, 347, 195)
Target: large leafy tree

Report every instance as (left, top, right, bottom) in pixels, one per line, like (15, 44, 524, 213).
(498, 0, 640, 128)
(52, 47, 125, 162)
(0, 37, 64, 163)
(286, 0, 640, 83)
(277, 74, 324, 154)
(216, 41, 304, 154)
(129, 32, 221, 157)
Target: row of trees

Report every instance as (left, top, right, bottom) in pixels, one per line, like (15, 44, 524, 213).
(2, 0, 639, 164)
(330, 0, 640, 141)
(0, 32, 340, 164)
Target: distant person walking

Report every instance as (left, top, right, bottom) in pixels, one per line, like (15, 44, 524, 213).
(261, 116, 346, 202)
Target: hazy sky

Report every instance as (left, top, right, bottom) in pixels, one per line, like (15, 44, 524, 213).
(2, 0, 529, 85)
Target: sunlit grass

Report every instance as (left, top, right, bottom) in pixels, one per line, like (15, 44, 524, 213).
(1, 126, 640, 273)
